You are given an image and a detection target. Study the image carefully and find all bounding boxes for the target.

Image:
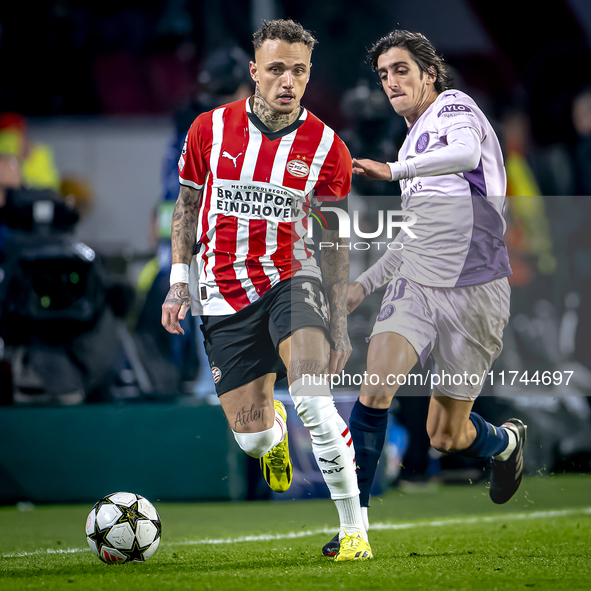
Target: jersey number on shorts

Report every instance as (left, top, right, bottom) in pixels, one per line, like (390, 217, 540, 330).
(384, 278, 408, 303)
(302, 281, 329, 322)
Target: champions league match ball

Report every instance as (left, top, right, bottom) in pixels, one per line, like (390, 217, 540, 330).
(85, 492, 162, 564)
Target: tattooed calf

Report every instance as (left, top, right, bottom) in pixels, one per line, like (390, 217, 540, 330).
(234, 404, 266, 430)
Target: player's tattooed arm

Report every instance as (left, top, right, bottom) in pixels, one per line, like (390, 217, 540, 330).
(321, 229, 352, 375)
(171, 184, 202, 264)
(162, 185, 202, 335)
(252, 86, 300, 132)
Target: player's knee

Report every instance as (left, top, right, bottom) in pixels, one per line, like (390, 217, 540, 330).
(359, 370, 395, 407)
(232, 428, 276, 458)
(364, 364, 404, 400)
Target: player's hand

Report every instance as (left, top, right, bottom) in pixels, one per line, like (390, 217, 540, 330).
(329, 320, 352, 375)
(352, 158, 392, 181)
(161, 282, 191, 335)
(346, 282, 366, 314)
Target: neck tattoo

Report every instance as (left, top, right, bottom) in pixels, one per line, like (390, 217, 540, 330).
(252, 86, 300, 132)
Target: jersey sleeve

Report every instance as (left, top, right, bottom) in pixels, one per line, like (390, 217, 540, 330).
(314, 134, 352, 202)
(435, 93, 484, 142)
(178, 113, 211, 190)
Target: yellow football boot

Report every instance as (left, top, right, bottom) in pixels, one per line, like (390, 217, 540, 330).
(334, 531, 373, 561)
(260, 400, 292, 493)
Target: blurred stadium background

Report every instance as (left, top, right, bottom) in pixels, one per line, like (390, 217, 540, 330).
(1, 0, 591, 505)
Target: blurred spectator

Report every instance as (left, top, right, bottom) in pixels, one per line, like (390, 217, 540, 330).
(571, 85, 591, 196)
(0, 155, 20, 209)
(60, 176, 95, 219)
(126, 201, 202, 396)
(0, 112, 95, 249)
(500, 106, 557, 312)
(338, 78, 405, 282)
(338, 78, 404, 198)
(566, 87, 591, 372)
(0, 113, 123, 405)
(161, 46, 253, 202)
(0, 113, 61, 191)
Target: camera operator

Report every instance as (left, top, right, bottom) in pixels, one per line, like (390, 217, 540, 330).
(0, 114, 120, 404)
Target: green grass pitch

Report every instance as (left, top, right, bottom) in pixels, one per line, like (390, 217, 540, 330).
(1, 474, 590, 590)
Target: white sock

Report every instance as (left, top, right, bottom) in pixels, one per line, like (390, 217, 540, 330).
(232, 409, 284, 458)
(289, 378, 359, 499)
(335, 496, 367, 540)
(274, 406, 287, 443)
(289, 378, 366, 537)
(361, 506, 369, 532)
(494, 427, 516, 461)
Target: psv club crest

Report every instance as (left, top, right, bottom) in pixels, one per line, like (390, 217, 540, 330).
(287, 159, 310, 178)
(211, 366, 222, 384)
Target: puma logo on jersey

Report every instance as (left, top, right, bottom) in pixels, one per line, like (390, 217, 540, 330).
(222, 151, 243, 167)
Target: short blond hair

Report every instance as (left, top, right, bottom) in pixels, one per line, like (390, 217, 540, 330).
(253, 19, 317, 53)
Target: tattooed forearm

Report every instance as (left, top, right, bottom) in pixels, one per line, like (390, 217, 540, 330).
(321, 230, 349, 324)
(252, 86, 300, 132)
(171, 185, 202, 264)
(321, 229, 351, 358)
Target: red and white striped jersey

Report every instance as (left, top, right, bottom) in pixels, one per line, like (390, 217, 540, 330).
(178, 97, 351, 316)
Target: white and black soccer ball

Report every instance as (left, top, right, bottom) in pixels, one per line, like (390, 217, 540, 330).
(85, 492, 162, 564)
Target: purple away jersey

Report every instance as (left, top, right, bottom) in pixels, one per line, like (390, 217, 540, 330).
(396, 89, 512, 287)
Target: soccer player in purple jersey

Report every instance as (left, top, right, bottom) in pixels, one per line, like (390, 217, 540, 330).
(323, 30, 527, 557)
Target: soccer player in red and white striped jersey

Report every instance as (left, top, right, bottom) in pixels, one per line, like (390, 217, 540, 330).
(177, 82, 350, 315)
(161, 20, 371, 561)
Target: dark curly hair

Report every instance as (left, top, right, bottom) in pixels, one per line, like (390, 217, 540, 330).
(369, 30, 453, 94)
(252, 19, 318, 53)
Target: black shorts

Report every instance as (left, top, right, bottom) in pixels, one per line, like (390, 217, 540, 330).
(200, 277, 330, 396)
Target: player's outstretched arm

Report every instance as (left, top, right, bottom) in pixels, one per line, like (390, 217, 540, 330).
(162, 184, 202, 335)
(321, 229, 352, 374)
(346, 281, 366, 314)
(355, 245, 403, 297)
(345, 241, 404, 314)
(353, 127, 482, 183)
(352, 158, 392, 180)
